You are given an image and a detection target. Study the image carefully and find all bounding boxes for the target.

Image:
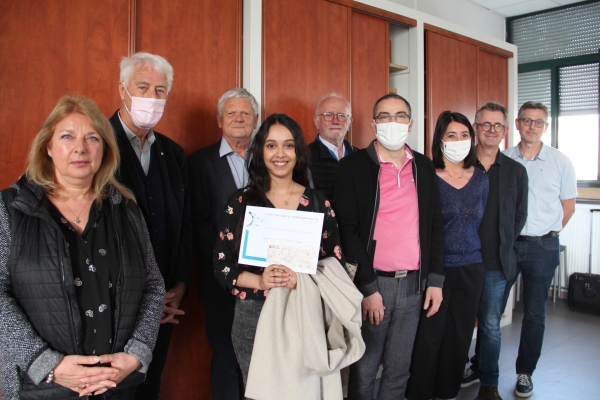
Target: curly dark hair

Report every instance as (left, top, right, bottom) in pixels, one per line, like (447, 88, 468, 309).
(245, 113, 310, 207)
(431, 111, 477, 170)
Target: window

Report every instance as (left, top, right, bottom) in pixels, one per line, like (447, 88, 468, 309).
(508, 0, 600, 185)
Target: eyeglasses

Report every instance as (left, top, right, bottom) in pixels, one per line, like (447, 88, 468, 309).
(476, 122, 505, 133)
(318, 112, 349, 122)
(225, 111, 253, 119)
(518, 118, 546, 128)
(374, 112, 410, 123)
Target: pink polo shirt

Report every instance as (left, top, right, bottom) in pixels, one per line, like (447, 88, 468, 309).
(372, 142, 420, 272)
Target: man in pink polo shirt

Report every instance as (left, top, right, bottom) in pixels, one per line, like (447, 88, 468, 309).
(333, 94, 445, 399)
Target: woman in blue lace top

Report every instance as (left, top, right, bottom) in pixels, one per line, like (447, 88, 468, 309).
(407, 111, 489, 400)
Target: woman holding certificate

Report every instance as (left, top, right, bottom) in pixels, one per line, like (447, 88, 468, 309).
(213, 113, 345, 386)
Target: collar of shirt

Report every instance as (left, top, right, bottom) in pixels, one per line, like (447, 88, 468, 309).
(219, 137, 248, 158)
(476, 148, 503, 171)
(316, 135, 346, 161)
(118, 111, 156, 147)
(515, 142, 547, 161)
(374, 141, 413, 168)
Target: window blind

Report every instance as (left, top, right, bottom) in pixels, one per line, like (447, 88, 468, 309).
(518, 69, 552, 112)
(511, 2, 600, 64)
(559, 63, 599, 115)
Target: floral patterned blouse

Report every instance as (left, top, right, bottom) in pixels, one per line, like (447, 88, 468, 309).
(213, 186, 344, 301)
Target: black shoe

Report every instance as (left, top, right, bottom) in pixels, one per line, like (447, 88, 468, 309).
(515, 374, 533, 398)
(461, 367, 480, 388)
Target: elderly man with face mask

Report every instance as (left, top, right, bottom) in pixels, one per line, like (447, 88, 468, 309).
(308, 93, 359, 199)
(109, 52, 192, 400)
(333, 94, 444, 400)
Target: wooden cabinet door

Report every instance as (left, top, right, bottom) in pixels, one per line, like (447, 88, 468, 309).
(0, 0, 130, 189)
(137, 0, 242, 154)
(263, 0, 391, 148)
(351, 11, 389, 149)
(263, 0, 350, 143)
(426, 30, 478, 156)
(478, 49, 509, 111)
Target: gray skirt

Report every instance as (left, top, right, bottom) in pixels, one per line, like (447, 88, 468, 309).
(231, 297, 265, 386)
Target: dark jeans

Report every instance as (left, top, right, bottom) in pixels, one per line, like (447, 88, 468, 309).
(135, 323, 174, 400)
(204, 276, 242, 400)
(470, 269, 507, 386)
(231, 298, 264, 386)
(514, 236, 560, 376)
(348, 272, 421, 400)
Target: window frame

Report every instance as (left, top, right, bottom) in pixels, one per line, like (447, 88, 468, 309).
(508, 1, 600, 187)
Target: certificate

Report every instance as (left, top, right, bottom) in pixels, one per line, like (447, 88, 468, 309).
(238, 206, 324, 274)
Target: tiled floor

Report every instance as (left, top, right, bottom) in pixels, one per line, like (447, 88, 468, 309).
(457, 298, 600, 400)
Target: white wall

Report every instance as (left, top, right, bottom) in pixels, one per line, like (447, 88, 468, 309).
(387, 0, 506, 40)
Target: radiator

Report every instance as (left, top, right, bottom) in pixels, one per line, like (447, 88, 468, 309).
(558, 203, 600, 278)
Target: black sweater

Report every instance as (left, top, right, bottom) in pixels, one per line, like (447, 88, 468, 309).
(332, 141, 445, 297)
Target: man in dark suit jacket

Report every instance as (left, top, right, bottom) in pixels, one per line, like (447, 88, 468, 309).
(308, 93, 358, 199)
(188, 88, 259, 400)
(462, 102, 528, 400)
(109, 52, 192, 400)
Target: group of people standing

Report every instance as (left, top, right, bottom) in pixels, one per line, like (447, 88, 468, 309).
(0, 50, 577, 400)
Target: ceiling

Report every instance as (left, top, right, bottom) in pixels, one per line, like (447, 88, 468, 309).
(466, 0, 586, 17)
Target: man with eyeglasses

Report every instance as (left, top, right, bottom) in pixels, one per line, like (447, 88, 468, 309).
(502, 101, 577, 398)
(188, 88, 260, 400)
(461, 102, 528, 400)
(333, 93, 444, 399)
(308, 93, 358, 198)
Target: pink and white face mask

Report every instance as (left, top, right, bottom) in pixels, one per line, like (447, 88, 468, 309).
(123, 86, 166, 129)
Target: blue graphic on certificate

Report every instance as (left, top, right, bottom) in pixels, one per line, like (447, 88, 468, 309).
(238, 206, 324, 274)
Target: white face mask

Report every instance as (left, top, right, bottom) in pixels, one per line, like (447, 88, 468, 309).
(375, 122, 410, 151)
(441, 140, 472, 164)
(123, 86, 167, 129)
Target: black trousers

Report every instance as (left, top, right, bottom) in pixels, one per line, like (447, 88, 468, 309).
(204, 275, 241, 400)
(135, 323, 174, 400)
(406, 263, 485, 400)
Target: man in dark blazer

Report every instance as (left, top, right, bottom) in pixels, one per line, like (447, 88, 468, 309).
(188, 88, 259, 400)
(462, 102, 528, 400)
(308, 93, 358, 199)
(109, 52, 192, 400)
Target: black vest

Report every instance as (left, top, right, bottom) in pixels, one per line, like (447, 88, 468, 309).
(3, 183, 147, 399)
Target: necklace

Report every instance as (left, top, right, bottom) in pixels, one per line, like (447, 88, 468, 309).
(63, 196, 94, 224)
(445, 168, 465, 179)
(284, 182, 295, 206)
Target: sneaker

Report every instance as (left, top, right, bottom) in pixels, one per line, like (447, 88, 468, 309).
(461, 366, 480, 388)
(476, 385, 503, 400)
(515, 374, 533, 398)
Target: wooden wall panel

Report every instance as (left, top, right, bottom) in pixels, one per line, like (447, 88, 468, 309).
(425, 30, 478, 156)
(478, 49, 509, 109)
(0, 0, 130, 189)
(136, 1, 242, 399)
(263, 0, 350, 143)
(350, 11, 389, 149)
(136, 0, 242, 155)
